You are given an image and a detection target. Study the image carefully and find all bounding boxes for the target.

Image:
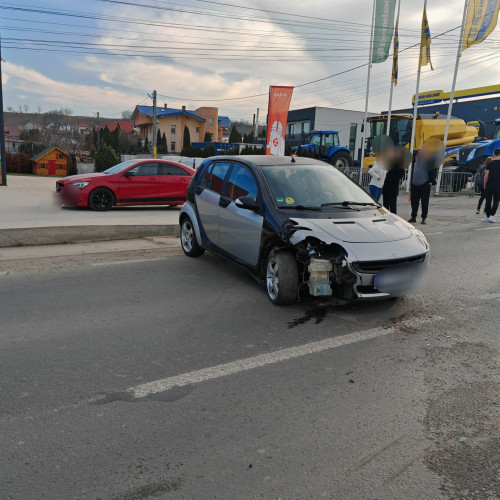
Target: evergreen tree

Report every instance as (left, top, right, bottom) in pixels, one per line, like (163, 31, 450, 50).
(143, 137, 150, 153)
(94, 143, 118, 172)
(161, 132, 167, 153)
(229, 125, 242, 143)
(156, 129, 162, 153)
(259, 128, 266, 138)
(204, 131, 212, 142)
(183, 125, 191, 149)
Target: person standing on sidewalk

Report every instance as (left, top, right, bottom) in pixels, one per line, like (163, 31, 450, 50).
(408, 145, 438, 225)
(382, 148, 405, 214)
(482, 148, 500, 223)
(368, 158, 387, 202)
(475, 156, 492, 215)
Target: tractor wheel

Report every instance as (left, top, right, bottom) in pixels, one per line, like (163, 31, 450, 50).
(330, 151, 352, 170)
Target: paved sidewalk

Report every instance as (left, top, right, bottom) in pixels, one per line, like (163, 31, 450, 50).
(0, 175, 180, 229)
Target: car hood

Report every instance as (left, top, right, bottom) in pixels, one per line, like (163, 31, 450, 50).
(59, 173, 108, 183)
(289, 214, 413, 243)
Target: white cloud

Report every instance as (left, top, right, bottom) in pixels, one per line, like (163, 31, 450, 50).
(3, 61, 144, 114)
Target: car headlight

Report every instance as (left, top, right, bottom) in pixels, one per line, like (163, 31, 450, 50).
(414, 230, 429, 251)
(72, 182, 89, 189)
(466, 150, 475, 162)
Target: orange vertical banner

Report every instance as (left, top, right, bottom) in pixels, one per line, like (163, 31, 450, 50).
(266, 86, 294, 156)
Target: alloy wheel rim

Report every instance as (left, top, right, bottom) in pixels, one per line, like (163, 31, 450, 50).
(181, 221, 193, 252)
(266, 258, 279, 300)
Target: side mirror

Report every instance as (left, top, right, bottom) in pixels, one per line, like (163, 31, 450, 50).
(123, 171, 136, 177)
(235, 196, 258, 211)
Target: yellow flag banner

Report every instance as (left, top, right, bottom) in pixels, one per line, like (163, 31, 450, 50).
(462, 0, 500, 51)
(419, 6, 433, 70)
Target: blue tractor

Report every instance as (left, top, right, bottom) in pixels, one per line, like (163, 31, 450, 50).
(292, 130, 352, 169)
(453, 119, 500, 173)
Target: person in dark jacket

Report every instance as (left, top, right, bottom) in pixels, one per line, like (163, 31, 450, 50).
(382, 148, 406, 214)
(475, 156, 492, 214)
(408, 142, 439, 224)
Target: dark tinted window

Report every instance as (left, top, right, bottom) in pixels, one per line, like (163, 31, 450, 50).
(158, 163, 190, 176)
(127, 162, 158, 176)
(199, 161, 230, 194)
(226, 164, 258, 201)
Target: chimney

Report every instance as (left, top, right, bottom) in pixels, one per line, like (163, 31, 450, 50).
(164, 103, 167, 108)
(182, 105, 186, 111)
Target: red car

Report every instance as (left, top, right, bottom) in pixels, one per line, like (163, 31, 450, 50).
(56, 159, 195, 211)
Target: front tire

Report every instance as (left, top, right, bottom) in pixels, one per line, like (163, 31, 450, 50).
(88, 187, 114, 211)
(180, 216, 204, 257)
(266, 251, 299, 306)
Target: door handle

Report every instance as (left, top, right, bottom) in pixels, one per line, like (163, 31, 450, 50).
(219, 196, 232, 208)
(150, 177, 158, 181)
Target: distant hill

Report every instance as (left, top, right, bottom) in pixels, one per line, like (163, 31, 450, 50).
(5, 111, 122, 130)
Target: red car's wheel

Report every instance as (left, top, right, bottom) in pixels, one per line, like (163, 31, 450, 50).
(88, 188, 115, 211)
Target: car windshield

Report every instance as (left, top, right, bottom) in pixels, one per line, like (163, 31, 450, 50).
(260, 163, 376, 209)
(103, 160, 138, 174)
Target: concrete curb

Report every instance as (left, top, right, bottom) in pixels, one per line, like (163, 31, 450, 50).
(0, 224, 179, 247)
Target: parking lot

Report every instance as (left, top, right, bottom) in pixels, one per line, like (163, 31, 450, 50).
(1, 209, 499, 499)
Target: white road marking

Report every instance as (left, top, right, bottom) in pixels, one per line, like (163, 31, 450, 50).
(130, 315, 443, 398)
(474, 226, 500, 231)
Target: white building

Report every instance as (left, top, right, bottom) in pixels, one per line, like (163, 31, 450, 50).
(286, 107, 377, 163)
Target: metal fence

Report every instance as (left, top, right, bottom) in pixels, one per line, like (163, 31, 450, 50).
(335, 166, 479, 197)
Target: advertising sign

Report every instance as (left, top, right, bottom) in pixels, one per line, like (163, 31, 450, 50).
(266, 86, 294, 156)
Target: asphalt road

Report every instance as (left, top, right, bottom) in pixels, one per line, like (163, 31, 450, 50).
(1, 223, 499, 499)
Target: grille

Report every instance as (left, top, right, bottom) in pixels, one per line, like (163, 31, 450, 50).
(459, 145, 476, 163)
(352, 254, 426, 274)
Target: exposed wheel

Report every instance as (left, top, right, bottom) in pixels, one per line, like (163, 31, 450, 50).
(330, 151, 352, 170)
(180, 216, 204, 257)
(266, 251, 299, 306)
(88, 187, 114, 211)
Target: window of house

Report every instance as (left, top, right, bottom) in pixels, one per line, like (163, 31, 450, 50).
(59, 164, 65, 169)
(58, 153, 64, 159)
(171, 125, 176, 134)
(209, 117, 214, 126)
(196, 127, 199, 133)
(40, 163, 46, 168)
(225, 164, 258, 201)
(171, 142, 176, 151)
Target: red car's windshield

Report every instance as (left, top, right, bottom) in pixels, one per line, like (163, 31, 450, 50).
(103, 160, 138, 175)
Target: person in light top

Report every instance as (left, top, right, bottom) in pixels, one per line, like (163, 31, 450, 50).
(368, 158, 387, 202)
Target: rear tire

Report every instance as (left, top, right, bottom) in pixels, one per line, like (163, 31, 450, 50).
(88, 187, 114, 211)
(266, 251, 299, 306)
(180, 216, 204, 257)
(330, 151, 352, 170)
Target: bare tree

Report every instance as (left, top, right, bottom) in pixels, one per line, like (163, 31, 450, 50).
(121, 109, 133, 120)
(23, 104, 29, 113)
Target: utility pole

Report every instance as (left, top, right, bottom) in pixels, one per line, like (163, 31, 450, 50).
(96, 112, 100, 146)
(0, 30, 7, 187)
(252, 114, 256, 143)
(255, 108, 260, 143)
(152, 90, 157, 159)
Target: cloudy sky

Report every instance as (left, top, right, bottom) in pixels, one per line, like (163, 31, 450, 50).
(2, 0, 500, 121)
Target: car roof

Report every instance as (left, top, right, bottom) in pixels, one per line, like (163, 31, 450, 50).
(206, 155, 328, 167)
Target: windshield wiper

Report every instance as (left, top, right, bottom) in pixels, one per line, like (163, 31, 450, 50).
(321, 201, 379, 207)
(279, 205, 322, 211)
